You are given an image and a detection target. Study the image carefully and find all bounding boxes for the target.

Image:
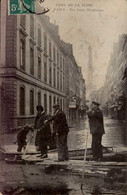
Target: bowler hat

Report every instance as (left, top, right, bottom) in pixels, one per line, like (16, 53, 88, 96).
(36, 105, 43, 111)
(92, 101, 100, 106)
(53, 104, 60, 108)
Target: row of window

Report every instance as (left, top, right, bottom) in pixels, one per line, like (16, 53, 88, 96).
(19, 86, 64, 116)
(20, 33, 65, 91)
(20, 15, 65, 69)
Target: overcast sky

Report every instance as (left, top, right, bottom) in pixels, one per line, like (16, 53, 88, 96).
(42, 0, 127, 89)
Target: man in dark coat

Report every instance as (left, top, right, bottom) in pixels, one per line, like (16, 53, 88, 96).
(34, 105, 44, 148)
(87, 101, 105, 161)
(46, 104, 69, 161)
(34, 105, 51, 158)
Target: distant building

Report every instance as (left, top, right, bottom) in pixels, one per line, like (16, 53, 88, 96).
(61, 42, 86, 120)
(102, 34, 127, 121)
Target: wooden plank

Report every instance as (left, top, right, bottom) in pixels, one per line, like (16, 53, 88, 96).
(1, 145, 113, 156)
(0, 145, 39, 155)
(35, 160, 127, 167)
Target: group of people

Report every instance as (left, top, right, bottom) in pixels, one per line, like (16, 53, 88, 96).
(17, 103, 69, 162)
(17, 101, 105, 162)
(34, 104, 69, 161)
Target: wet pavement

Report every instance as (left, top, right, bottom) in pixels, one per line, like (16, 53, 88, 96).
(68, 117, 126, 151)
(0, 117, 127, 195)
(0, 117, 126, 152)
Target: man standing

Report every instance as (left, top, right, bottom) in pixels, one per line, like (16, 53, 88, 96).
(87, 101, 105, 161)
(46, 104, 69, 161)
(34, 105, 51, 158)
(34, 105, 43, 149)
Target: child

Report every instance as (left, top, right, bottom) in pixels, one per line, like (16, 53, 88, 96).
(17, 125, 34, 152)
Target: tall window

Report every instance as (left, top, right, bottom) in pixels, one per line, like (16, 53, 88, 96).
(49, 96, 52, 113)
(44, 94, 47, 113)
(60, 99, 62, 109)
(57, 71, 59, 89)
(63, 76, 65, 91)
(57, 97, 59, 104)
(53, 66, 56, 87)
(20, 86, 25, 115)
(30, 90, 34, 115)
(49, 40, 52, 58)
(20, 38, 25, 71)
(63, 99, 65, 111)
(44, 62, 47, 82)
(60, 55, 62, 69)
(49, 66, 52, 85)
(63, 58, 65, 71)
(53, 96, 56, 105)
(57, 51, 59, 66)
(38, 92, 41, 105)
(38, 24, 41, 46)
(30, 46, 34, 75)
(53, 47, 56, 62)
(20, 15, 26, 29)
(30, 15, 34, 38)
(60, 73, 62, 90)
(38, 54, 41, 79)
(44, 33, 47, 52)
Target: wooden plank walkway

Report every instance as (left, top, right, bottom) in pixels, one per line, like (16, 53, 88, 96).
(1, 144, 127, 169)
(20, 153, 127, 170)
(2, 145, 126, 179)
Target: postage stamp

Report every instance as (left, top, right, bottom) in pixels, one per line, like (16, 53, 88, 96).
(8, 0, 35, 15)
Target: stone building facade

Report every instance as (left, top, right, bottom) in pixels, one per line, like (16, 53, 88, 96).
(0, 0, 86, 132)
(102, 34, 127, 122)
(60, 42, 86, 121)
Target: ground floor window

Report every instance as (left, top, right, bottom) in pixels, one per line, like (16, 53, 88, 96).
(53, 96, 56, 105)
(38, 91, 41, 105)
(44, 94, 47, 113)
(30, 89, 34, 115)
(20, 86, 25, 115)
(49, 95, 52, 114)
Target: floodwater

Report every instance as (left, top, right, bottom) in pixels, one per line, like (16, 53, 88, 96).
(1, 116, 126, 151)
(68, 117, 126, 150)
(0, 117, 126, 195)
(66, 117, 127, 195)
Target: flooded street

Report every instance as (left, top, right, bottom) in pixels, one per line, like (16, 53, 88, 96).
(0, 116, 126, 195)
(68, 117, 126, 150)
(1, 116, 126, 151)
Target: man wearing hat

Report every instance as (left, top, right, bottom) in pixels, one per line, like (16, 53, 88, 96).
(34, 105, 51, 158)
(46, 104, 69, 161)
(87, 101, 105, 161)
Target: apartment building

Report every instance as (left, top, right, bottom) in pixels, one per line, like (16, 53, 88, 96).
(0, 0, 86, 131)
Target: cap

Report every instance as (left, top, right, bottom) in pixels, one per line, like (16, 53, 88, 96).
(92, 101, 100, 106)
(36, 105, 43, 111)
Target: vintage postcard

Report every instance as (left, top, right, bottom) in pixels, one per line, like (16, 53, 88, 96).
(0, 0, 127, 194)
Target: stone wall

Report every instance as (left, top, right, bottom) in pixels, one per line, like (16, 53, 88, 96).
(1, 78, 17, 132)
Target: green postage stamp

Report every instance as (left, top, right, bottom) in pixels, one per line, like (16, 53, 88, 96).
(8, 0, 35, 15)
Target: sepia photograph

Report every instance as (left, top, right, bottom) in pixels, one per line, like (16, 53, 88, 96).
(0, 0, 127, 194)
